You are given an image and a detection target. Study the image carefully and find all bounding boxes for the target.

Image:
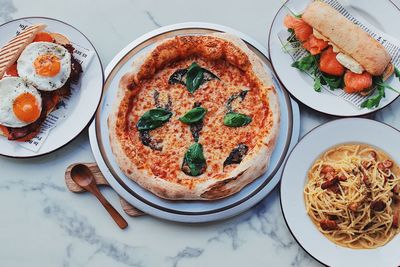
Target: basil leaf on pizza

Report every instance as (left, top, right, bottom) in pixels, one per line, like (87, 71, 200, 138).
(169, 62, 219, 93)
(182, 142, 207, 176)
(186, 62, 204, 93)
(179, 106, 207, 124)
(136, 108, 172, 131)
(223, 112, 252, 127)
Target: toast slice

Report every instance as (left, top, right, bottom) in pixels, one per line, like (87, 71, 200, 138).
(0, 24, 46, 79)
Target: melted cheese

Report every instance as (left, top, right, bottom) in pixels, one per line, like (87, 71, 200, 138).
(336, 53, 364, 74)
(123, 57, 270, 185)
(313, 29, 328, 42)
(313, 29, 340, 52)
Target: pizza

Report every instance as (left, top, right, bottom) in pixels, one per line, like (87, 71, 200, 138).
(108, 33, 280, 200)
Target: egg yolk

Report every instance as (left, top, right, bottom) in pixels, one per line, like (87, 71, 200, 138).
(13, 93, 41, 123)
(33, 54, 61, 77)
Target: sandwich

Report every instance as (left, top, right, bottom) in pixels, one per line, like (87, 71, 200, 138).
(284, 1, 396, 108)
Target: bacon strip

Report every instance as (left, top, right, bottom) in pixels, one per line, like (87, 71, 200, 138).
(321, 177, 339, 190)
(320, 165, 334, 174)
(320, 219, 338, 231)
(393, 209, 399, 228)
(370, 200, 386, 212)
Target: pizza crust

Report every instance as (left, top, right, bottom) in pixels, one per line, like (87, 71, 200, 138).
(109, 33, 280, 200)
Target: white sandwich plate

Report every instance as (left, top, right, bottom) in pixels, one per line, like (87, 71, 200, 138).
(269, 0, 400, 117)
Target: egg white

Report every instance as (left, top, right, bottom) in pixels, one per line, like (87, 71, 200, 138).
(17, 42, 71, 91)
(0, 77, 42, 128)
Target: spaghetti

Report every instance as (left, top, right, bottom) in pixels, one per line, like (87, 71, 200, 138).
(304, 144, 400, 249)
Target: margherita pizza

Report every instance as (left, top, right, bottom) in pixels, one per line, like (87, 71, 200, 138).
(108, 33, 280, 200)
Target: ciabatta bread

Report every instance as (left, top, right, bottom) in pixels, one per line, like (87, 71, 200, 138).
(302, 1, 391, 76)
(0, 24, 46, 79)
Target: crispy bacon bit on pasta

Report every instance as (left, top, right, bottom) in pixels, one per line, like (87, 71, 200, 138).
(320, 219, 338, 231)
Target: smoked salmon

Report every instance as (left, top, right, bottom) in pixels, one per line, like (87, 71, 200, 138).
(319, 47, 345, 76)
(284, 15, 313, 42)
(344, 71, 372, 93)
(303, 34, 329, 55)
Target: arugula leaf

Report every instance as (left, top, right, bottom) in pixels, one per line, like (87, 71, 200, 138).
(291, 54, 317, 72)
(395, 66, 400, 79)
(320, 74, 343, 90)
(313, 76, 322, 92)
(361, 76, 386, 109)
(361, 84, 385, 109)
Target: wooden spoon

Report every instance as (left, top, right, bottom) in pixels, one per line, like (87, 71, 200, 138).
(70, 164, 128, 229)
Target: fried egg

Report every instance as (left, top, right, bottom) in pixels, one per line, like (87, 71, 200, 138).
(17, 42, 71, 91)
(0, 77, 42, 128)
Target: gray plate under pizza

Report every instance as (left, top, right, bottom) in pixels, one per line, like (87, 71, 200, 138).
(89, 22, 299, 223)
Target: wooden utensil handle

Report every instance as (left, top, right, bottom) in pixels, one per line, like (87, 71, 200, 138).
(91, 187, 128, 229)
(65, 162, 145, 217)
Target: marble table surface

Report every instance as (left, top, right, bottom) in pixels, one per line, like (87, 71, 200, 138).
(2, 0, 400, 266)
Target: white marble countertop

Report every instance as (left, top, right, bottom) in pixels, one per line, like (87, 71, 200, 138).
(2, 0, 400, 266)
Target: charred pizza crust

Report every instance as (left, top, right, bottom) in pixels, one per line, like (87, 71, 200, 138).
(108, 33, 280, 200)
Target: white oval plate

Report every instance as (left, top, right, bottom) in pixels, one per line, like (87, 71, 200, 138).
(89, 22, 300, 223)
(280, 118, 400, 267)
(0, 17, 103, 158)
(269, 0, 400, 117)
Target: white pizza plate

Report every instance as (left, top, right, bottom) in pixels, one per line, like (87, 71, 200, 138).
(89, 22, 300, 223)
(269, 0, 400, 117)
(280, 118, 400, 267)
(0, 17, 103, 158)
